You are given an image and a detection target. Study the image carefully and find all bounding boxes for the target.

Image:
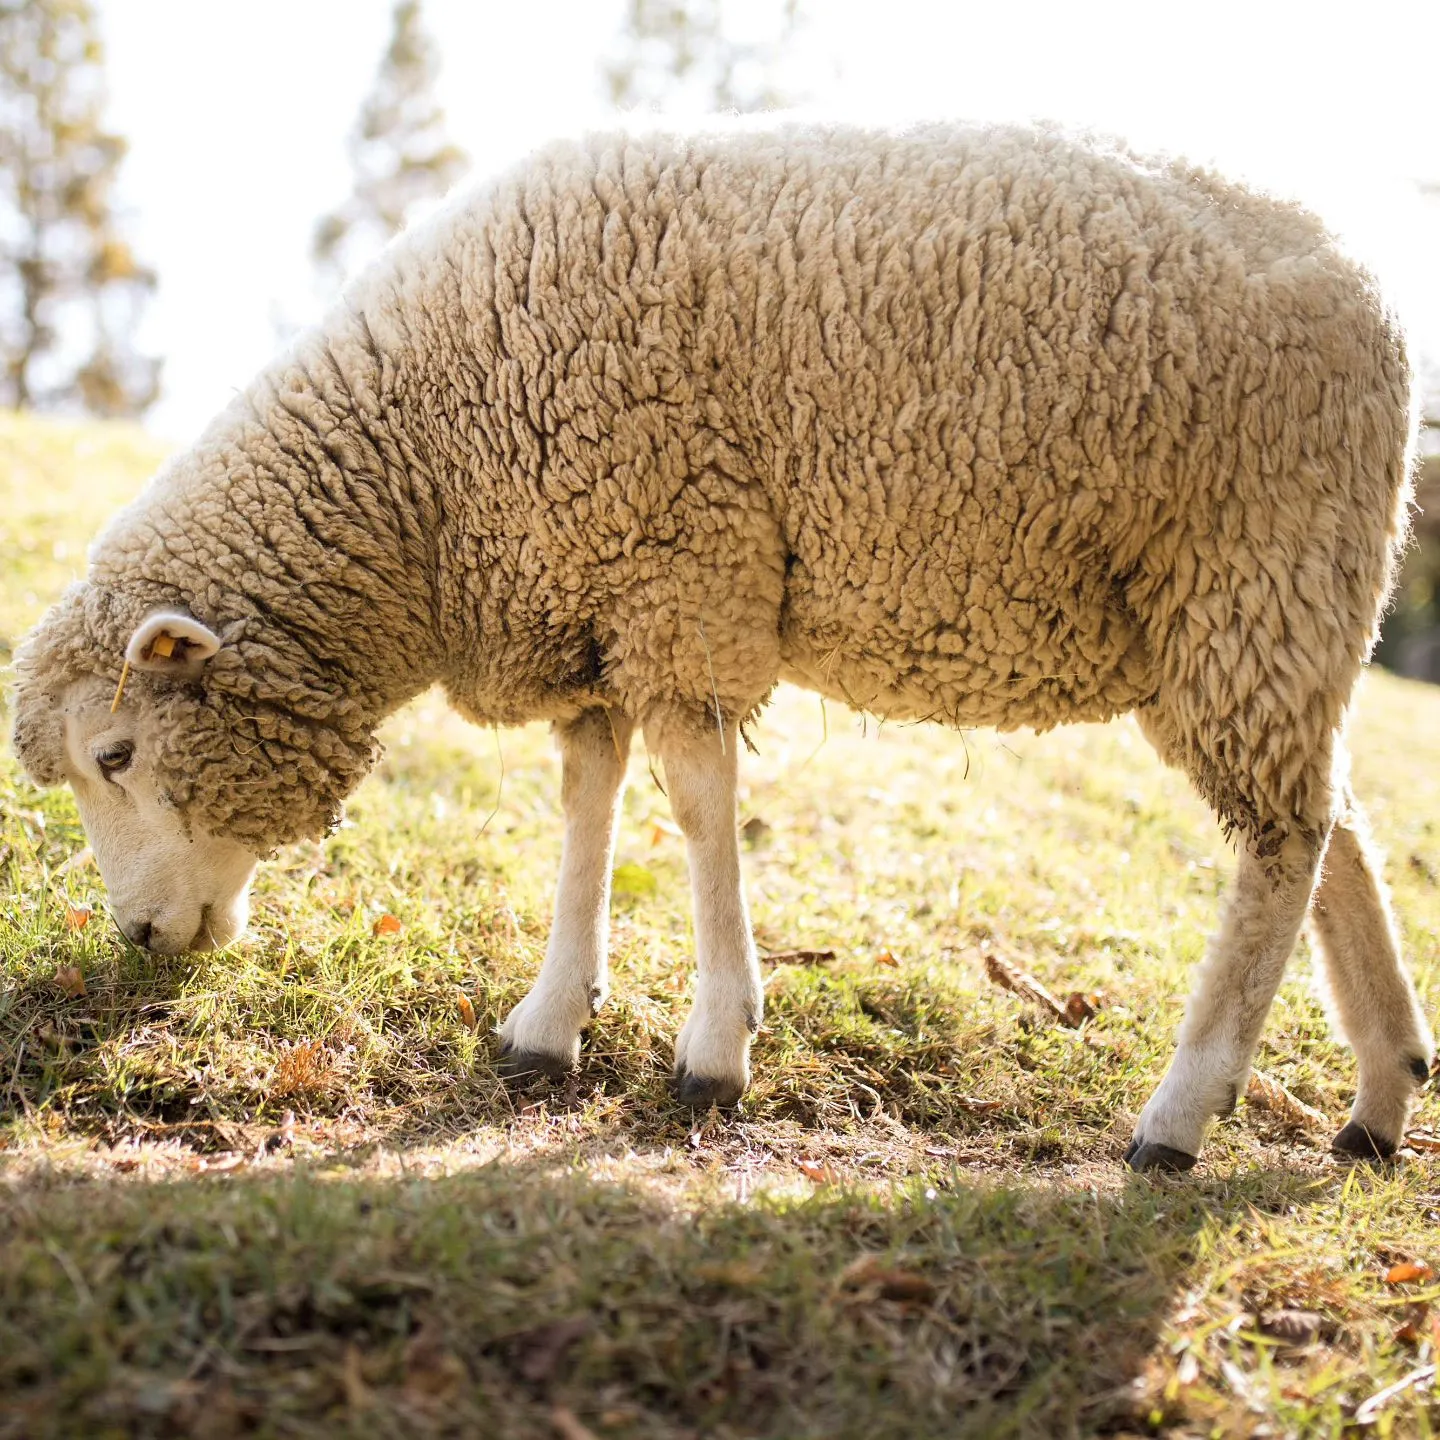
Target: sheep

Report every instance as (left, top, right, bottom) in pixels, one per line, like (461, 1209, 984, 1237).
(10, 120, 1432, 1171)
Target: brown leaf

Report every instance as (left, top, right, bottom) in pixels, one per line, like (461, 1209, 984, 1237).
(52, 964, 86, 998)
(1245, 1070, 1328, 1132)
(796, 1158, 838, 1185)
(983, 951, 1069, 1023)
(957, 1096, 1006, 1114)
(1404, 1129, 1440, 1154)
(372, 912, 402, 937)
(64, 904, 92, 931)
(874, 949, 900, 969)
(762, 949, 837, 966)
(1063, 991, 1102, 1024)
(550, 1406, 600, 1440)
(840, 1255, 936, 1303)
(1258, 1308, 1322, 1345)
(456, 990, 478, 1031)
(1385, 1261, 1434, 1286)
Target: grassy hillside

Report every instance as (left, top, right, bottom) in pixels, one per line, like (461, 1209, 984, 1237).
(2, 412, 1439, 1438)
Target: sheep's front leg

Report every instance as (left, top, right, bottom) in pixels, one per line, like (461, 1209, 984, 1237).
(498, 708, 633, 1079)
(659, 721, 764, 1107)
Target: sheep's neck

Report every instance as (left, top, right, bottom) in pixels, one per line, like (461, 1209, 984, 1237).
(212, 338, 448, 727)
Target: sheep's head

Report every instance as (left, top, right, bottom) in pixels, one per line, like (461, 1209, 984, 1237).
(11, 587, 381, 955)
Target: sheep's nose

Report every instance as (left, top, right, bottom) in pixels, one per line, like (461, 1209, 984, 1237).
(121, 918, 154, 949)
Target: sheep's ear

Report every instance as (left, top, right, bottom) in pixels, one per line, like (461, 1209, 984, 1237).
(125, 610, 222, 679)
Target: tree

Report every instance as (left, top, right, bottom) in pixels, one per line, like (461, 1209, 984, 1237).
(0, 0, 158, 417)
(312, 0, 468, 294)
(605, 0, 802, 114)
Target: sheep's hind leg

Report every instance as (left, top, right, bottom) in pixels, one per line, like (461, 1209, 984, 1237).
(1126, 832, 1322, 1171)
(658, 720, 764, 1108)
(1311, 797, 1433, 1159)
(497, 709, 634, 1081)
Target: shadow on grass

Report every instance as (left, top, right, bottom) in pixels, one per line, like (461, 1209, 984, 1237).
(0, 1147, 1351, 1440)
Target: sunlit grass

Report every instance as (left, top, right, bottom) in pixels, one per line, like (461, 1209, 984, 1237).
(2, 412, 1439, 1436)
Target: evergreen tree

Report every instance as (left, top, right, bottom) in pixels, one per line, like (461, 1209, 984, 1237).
(313, 0, 468, 293)
(0, 0, 158, 416)
(605, 0, 802, 114)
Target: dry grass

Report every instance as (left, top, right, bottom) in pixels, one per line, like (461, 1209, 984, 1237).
(2, 412, 1439, 1437)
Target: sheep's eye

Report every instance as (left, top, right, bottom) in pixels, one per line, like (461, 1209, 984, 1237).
(95, 741, 134, 777)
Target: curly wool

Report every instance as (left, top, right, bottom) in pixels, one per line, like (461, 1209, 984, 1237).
(12, 121, 1415, 852)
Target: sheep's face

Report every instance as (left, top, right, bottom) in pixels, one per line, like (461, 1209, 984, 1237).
(17, 611, 261, 955)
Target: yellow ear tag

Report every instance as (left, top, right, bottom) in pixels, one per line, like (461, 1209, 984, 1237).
(150, 633, 177, 659)
(110, 658, 131, 713)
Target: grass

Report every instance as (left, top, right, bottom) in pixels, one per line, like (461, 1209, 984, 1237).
(2, 409, 1439, 1437)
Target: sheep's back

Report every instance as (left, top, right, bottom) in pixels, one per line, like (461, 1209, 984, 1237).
(373, 123, 1410, 733)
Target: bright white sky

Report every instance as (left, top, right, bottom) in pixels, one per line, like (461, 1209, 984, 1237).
(97, 0, 1440, 442)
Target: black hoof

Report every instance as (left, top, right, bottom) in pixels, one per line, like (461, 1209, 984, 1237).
(674, 1068, 746, 1109)
(1331, 1121, 1396, 1161)
(497, 1042, 573, 1085)
(1124, 1137, 1198, 1173)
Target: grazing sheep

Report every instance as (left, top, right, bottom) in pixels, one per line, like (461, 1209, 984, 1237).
(10, 121, 1432, 1170)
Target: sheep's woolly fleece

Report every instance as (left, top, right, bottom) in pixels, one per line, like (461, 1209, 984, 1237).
(12, 121, 1415, 853)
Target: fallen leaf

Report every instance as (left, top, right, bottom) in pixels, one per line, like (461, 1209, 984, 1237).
(982, 951, 1070, 1024)
(372, 913, 402, 937)
(840, 1255, 936, 1303)
(1245, 1070, 1328, 1132)
(1259, 1309, 1322, 1345)
(202, 1153, 246, 1173)
(1063, 991, 1102, 1024)
(762, 949, 836, 966)
(52, 964, 86, 998)
(456, 990, 478, 1031)
(874, 949, 900, 969)
(957, 1096, 1005, 1114)
(1386, 1261, 1434, 1286)
(550, 1406, 600, 1440)
(64, 904, 92, 931)
(1404, 1129, 1440, 1153)
(796, 1158, 838, 1185)
(649, 817, 683, 846)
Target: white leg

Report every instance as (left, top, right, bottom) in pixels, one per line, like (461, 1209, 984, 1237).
(1127, 833, 1322, 1170)
(498, 709, 632, 1077)
(1311, 799, 1433, 1158)
(658, 720, 764, 1107)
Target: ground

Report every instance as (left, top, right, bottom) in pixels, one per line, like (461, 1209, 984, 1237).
(1, 412, 1438, 1439)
